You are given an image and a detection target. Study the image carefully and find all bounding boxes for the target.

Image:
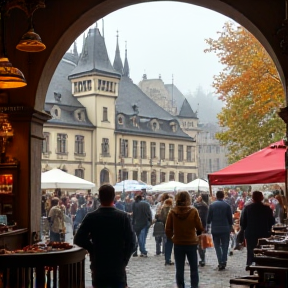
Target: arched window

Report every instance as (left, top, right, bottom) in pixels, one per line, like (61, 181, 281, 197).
(100, 169, 110, 185)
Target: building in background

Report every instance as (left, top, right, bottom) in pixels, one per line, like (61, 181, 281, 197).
(197, 123, 228, 179)
(41, 25, 198, 189)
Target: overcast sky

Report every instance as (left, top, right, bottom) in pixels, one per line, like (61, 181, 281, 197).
(71, 2, 233, 95)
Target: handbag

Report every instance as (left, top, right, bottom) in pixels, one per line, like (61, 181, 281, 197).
(199, 233, 214, 249)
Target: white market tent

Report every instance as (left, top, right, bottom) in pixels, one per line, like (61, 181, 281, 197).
(177, 178, 209, 192)
(41, 168, 95, 190)
(151, 181, 186, 193)
(114, 180, 152, 193)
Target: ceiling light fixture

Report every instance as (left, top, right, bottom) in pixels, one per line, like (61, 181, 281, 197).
(14, 1, 46, 52)
(0, 7, 26, 89)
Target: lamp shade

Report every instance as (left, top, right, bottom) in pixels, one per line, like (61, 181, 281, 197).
(16, 28, 46, 52)
(0, 57, 27, 89)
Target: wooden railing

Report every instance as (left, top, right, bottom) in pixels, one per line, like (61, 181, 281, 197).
(0, 246, 86, 288)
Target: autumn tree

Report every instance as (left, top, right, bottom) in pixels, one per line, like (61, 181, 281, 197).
(205, 22, 285, 163)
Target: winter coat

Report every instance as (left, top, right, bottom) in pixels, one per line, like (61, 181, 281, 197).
(160, 198, 173, 225)
(165, 206, 204, 245)
(193, 200, 208, 229)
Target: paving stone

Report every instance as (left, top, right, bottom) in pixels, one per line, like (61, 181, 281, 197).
(83, 227, 249, 288)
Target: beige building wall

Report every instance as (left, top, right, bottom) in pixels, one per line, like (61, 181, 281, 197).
(114, 133, 197, 185)
(41, 125, 94, 182)
(138, 78, 177, 115)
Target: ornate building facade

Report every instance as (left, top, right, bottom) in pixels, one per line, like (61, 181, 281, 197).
(41, 25, 198, 189)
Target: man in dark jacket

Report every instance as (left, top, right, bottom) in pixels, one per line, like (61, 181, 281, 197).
(207, 190, 233, 271)
(74, 184, 136, 288)
(240, 190, 275, 266)
(132, 194, 152, 257)
(194, 194, 209, 266)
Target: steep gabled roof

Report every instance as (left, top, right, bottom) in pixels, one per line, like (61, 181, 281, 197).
(45, 53, 94, 128)
(178, 98, 198, 118)
(69, 27, 121, 79)
(46, 52, 83, 108)
(113, 35, 123, 74)
(116, 76, 193, 139)
(123, 48, 130, 77)
(164, 84, 186, 113)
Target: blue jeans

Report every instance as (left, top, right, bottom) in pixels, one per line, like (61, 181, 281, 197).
(138, 224, 149, 255)
(212, 232, 230, 265)
(165, 236, 173, 263)
(155, 236, 165, 254)
(174, 244, 198, 288)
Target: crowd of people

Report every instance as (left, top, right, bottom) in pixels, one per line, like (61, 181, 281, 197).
(42, 186, 286, 288)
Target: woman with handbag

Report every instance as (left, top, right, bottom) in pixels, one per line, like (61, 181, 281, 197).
(165, 191, 204, 288)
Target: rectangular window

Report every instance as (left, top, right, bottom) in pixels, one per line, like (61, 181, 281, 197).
(101, 138, 109, 155)
(140, 141, 147, 159)
(119, 170, 128, 181)
(187, 173, 193, 183)
(150, 142, 156, 159)
(169, 144, 174, 161)
(103, 107, 108, 121)
(160, 143, 165, 160)
(133, 171, 138, 180)
(179, 172, 184, 183)
(187, 146, 195, 162)
(133, 140, 138, 159)
(151, 171, 156, 186)
(57, 133, 67, 154)
(178, 145, 184, 161)
(169, 171, 175, 181)
(75, 169, 84, 179)
(42, 132, 50, 154)
(120, 139, 128, 158)
(160, 172, 166, 183)
(75, 135, 85, 154)
(209, 159, 212, 172)
(216, 158, 220, 170)
(141, 171, 147, 183)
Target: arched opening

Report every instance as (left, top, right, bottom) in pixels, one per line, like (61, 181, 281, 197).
(35, 0, 286, 111)
(100, 168, 110, 185)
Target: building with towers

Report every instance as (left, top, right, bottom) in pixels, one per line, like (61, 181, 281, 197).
(41, 24, 199, 189)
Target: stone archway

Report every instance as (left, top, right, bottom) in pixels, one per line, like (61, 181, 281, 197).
(34, 0, 288, 112)
(3, 0, 288, 242)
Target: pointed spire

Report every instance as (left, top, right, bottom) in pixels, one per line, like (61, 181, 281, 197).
(73, 41, 78, 56)
(113, 30, 123, 74)
(123, 41, 130, 77)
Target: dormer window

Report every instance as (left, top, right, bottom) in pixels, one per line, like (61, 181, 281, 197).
(150, 119, 159, 131)
(74, 109, 86, 122)
(170, 121, 178, 132)
(118, 115, 123, 125)
(51, 105, 61, 119)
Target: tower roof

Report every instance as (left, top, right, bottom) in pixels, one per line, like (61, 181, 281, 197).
(113, 32, 124, 74)
(123, 44, 130, 77)
(69, 27, 121, 79)
(178, 98, 198, 118)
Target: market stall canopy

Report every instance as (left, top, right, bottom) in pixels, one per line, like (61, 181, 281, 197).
(208, 140, 286, 186)
(177, 178, 209, 192)
(41, 169, 95, 189)
(151, 181, 186, 193)
(114, 180, 152, 192)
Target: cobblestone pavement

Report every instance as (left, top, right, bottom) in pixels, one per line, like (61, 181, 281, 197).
(82, 227, 249, 288)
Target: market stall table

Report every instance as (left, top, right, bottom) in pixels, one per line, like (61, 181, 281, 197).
(0, 245, 86, 288)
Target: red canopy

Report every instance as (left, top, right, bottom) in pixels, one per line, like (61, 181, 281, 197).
(208, 140, 287, 185)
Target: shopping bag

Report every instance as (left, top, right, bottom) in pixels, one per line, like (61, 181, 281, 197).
(199, 233, 214, 249)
